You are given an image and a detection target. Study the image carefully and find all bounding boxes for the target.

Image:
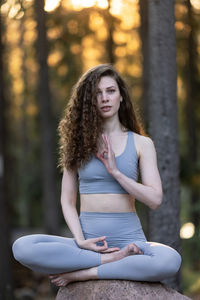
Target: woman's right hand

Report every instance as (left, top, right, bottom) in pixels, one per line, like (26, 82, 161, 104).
(76, 236, 120, 253)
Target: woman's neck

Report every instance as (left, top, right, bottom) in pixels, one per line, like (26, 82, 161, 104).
(102, 118, 125, 135)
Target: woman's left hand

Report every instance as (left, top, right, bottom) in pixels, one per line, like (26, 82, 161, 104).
(96, 134, 118, 175)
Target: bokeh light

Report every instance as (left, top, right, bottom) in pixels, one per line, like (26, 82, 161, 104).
(71, 0, 96, 9)
(44, 0, 61, 12)
(190, 0, 200, 10)
(180, 222, 195, 239)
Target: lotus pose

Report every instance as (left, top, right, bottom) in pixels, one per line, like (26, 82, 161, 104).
(12, 64, 181, 287)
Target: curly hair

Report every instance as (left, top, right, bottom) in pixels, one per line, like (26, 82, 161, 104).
(58, 64, 145, 171)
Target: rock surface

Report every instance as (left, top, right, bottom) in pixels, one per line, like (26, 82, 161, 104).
(56, 280, 192, 300)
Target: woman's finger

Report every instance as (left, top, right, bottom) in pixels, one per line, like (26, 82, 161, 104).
(103, 239, 108, 248)
(102, 151, 108, 159)
(94, 236, 106, 242)
(100, 247, 120, 253)
(104, 135, 115, 157)
(96, 152, 103, 161)
(91, 237, 109, 252)
(105, 135, 111, 151)
(101, 134, 108, 148)
(103, 135, 112, 157)
(96, 151, 107, 162)
(94, 243, 109, 252)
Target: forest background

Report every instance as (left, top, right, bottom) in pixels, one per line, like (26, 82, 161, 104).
(0, 0, 200, 299)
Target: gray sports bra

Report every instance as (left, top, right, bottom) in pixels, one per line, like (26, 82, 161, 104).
(78, 131, 138, 194)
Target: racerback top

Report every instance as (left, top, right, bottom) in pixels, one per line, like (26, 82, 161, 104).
(78, 131, 138, 194)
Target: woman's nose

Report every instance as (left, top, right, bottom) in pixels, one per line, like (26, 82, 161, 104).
(102, 92, 108, 102)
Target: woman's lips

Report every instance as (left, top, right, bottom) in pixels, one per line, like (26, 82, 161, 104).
(101, 106, 111, 112)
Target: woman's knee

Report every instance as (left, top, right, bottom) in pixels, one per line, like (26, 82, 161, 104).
(165, 248, 182, 275)
(154, 247, 182, 278)
(12, 235, 35, 265)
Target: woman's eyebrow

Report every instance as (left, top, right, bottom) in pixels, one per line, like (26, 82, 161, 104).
(97, 86, 116, 90)
(97, 85, 116, 91)
(106, 86, 116, 89)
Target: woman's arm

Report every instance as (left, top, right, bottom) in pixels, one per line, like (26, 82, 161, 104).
(61, 168, 85, 242)
(61, 167, 120, 252)
(97, 134, 163, 210)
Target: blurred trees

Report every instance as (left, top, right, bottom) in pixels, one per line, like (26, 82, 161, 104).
(34, 0, 59, 234)
(0, 2, 13, 298)
(3, 0, 143, 230)
(139, 0, 148, 126)
(0, 0, 199, 297)
(175, 0, 200, 285)
(184, 0, 200, 269)
(140, 0, 181, 290)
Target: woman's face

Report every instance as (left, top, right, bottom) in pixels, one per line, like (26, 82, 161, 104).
(96, 76, 122, 119)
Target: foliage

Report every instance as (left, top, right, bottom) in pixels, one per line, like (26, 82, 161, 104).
(1, 0, 200, 296)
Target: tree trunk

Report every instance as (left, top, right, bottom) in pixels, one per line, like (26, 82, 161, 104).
(34, 0, 59, 234)
(185, 0, 200, 269)
(0, 4, 14, 298)
(147, 0, 181, 290)
(139, 0, 149, 128)
(105, 0, 115, 64)
(18, 14, 33, 227)
(138, 0, 150, 236)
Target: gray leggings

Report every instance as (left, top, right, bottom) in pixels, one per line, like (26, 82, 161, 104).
(12, 212, 181, 282)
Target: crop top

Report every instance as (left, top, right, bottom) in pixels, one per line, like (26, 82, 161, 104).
(78, 131, 139, 194)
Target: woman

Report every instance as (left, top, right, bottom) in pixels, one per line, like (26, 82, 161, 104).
(12, 64, 181, 287)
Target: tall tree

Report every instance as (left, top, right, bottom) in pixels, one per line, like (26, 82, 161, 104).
(138, 0, 150, 236)
(139, 0, 149, 128)
(105, 0, 115, 64)
(141, 0, 182, 290)
(18, 13, 33, 227)
(34, 0, 59, 234)
(0, 3, 14, 298)
(185, 0, 200, 268)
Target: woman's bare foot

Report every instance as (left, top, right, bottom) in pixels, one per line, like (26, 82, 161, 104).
(49, 243, 142, 287)
(49, 267, 97, 287)
(101, 243, 142, 264)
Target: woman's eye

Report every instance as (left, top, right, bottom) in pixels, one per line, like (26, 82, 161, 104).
(108, 89, 115, 93)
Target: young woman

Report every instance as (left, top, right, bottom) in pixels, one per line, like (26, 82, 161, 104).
(12, 64, 181, 287)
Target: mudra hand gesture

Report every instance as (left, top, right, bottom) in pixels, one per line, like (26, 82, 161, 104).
(77, 236, 120, 253)
(96, 134, 117, 175)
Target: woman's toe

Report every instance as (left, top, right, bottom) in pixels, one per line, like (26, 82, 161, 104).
(51, 277, 59, 284)
(60, 280, 66, 286)
(55, 280, 62, 286)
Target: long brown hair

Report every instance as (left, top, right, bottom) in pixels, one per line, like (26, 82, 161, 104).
(58, 64, 145, 171)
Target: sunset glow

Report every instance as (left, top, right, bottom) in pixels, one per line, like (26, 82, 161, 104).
(190, 0, 200, 10)
(8, 3, 21, 18)
(44, 0, 61, 12)
(70, 0, 108, 9)
(71, 0, 95, 9)
(96, 0, 108, 9)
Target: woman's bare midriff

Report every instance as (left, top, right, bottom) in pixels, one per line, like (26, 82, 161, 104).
(80, 194, 136, 212)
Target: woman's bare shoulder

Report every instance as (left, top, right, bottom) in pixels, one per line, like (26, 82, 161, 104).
(134, 133, 153, 145)
(133, 132, 155, 158)
(62, 167, 78, 183)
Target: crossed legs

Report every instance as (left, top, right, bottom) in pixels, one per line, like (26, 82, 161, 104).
(12, 234, 181, 287)
(50, 243, 142, 286)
